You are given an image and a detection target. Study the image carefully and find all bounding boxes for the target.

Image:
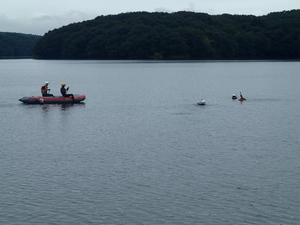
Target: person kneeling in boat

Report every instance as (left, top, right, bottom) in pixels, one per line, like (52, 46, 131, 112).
(60, 83, 74, 100)
(41, 81, 54, 97)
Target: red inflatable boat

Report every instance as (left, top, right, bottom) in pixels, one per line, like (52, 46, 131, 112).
(19, 95, 86, 104)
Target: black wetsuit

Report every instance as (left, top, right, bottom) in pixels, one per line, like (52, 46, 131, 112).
(60, 86, 74, 99)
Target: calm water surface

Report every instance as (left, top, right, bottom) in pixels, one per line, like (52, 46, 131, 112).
(0, 59, 300, 224)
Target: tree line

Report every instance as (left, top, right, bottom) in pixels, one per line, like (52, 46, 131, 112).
(0, 32, 40, 58)
(33, 10, 300, 60)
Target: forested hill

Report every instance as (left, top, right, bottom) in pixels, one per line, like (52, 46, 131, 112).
(0, 32, 41, 58)
(33, 10, 300, 60)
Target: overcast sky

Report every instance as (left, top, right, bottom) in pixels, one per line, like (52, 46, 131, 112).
(0, 0, 299, 35)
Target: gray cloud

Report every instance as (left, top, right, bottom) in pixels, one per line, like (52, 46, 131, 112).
(33, 15, 54, 22)
(155, 7, 171, 13)
(1, 0, 299, 35)
(0, 8, 97, 35)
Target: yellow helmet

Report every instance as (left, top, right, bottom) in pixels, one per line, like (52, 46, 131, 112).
(61, 83, 66, 86)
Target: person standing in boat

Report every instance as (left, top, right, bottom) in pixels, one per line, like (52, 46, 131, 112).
(60, 83, 74, 100)
(41, 81, 54, 97)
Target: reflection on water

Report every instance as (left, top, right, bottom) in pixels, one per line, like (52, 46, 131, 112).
(19, 102, 86, 111)
(39, 102, 86, 111)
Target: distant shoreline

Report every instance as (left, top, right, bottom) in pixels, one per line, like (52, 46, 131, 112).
(0, 56, 32, 59)
(1, 58, 299, 62)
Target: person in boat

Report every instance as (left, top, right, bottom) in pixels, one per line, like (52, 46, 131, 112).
(60, 83, 74, 100)
(41, 81, 54, 97)
(232, 94, 237, 99)
(239, 92, 246, 101)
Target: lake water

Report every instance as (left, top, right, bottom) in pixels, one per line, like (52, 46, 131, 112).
(0, 59, 300, 225)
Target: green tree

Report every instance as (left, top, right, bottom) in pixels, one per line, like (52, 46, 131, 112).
(33, 10, 300, 60)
